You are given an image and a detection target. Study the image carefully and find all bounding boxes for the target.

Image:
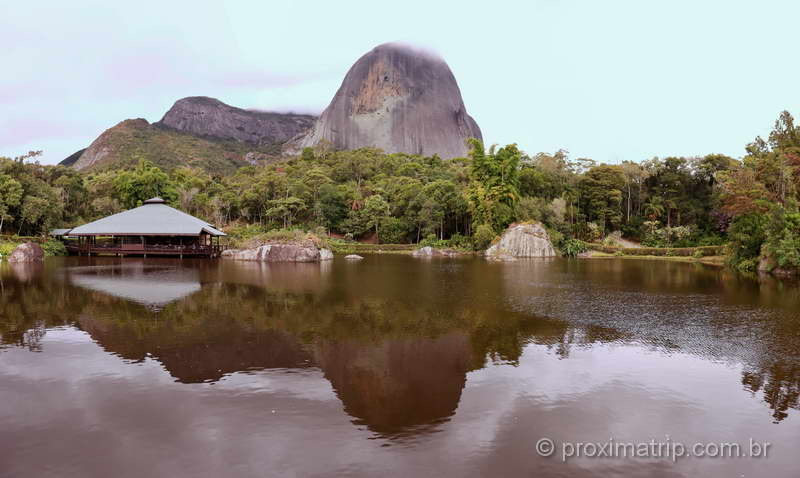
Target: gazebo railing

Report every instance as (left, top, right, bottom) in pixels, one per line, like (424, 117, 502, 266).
(66, 243, 225, 257)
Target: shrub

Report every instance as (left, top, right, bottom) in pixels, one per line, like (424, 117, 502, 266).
(692, 249, 704, 259)
(561, 238, 588, 257)
(727, 213, 768, 270)
(448, 233, 473, 250)
(41, 240, 68, 256)
(473, 224, 496, 251)
(378, 217, 409, 244)
(736, 257, 759, 273)
(613, 250, 625, 257)
(0, 242, 20, 259)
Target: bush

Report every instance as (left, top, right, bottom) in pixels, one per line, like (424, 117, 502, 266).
(448, 233, 473, 250)
(41, 240, 68, 256)
(736, 257, 759, 273)
(692, 249, 704, 259)
(473, 224, 496, 251)
(378, 217, 410, 244)
(561, 238, 588, 257)
(727, 213, 768, 269)
(0, 242, 20, 259)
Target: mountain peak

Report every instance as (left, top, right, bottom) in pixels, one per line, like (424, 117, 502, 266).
(292, 43, 481, 158)
(157, 96, 315, 146)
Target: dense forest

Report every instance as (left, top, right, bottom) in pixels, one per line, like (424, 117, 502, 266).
(1, 111, 798, 271)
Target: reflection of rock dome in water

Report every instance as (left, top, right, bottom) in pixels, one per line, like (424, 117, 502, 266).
(312, 333, 473, 435)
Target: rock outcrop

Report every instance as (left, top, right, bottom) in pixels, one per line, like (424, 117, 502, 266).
(292, 43, 482, 159)
(412, 246, 468, 258)
(222, 244, 333, 262)
(157, 96, 316, 146)
(485, 223, 557, 259)
(7, 242, 45, 263)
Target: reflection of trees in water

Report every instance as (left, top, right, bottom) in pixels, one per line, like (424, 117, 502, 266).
(2, 257, 800, 428)
(743, 362, 800, 423)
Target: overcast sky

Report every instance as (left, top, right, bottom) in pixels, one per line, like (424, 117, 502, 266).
(2, 0, 798, 165)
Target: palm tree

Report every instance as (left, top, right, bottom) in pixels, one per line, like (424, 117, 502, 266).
(643, 196, 665, 221)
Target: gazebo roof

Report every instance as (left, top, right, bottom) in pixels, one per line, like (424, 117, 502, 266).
(68, 197, 226, 236)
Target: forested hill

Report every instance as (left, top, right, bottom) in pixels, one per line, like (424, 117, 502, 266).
(5, 110, 800, 274)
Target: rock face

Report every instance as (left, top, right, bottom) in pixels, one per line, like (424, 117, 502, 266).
(7, 242, 45, 263)
(485, 223, 557, 259)
(293, 43, 482, 159)
(157, 96, 316, 146)
(222, 244, 333, 262)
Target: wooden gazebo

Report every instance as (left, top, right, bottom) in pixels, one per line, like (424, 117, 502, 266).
(63, 197, 226, 258)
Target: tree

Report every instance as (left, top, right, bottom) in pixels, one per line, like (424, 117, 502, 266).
(0, 174, 23, 233)
(466, 139, 521, 232)
(19, 196, 49, 235)
(362, 194, 390, 242)
(113, 159, 177, 208)
(578, 165, 624, 236)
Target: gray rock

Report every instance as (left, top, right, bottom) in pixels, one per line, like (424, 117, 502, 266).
(222, 244, 325, 262)
(485, 223, 557, 258)
(412, 246, 466, 258)
(344, 254, 364, 260)
(291, 43, 482, 159)
(157, 96, 316, 146)
(319, 248, 334, 261)
(8, 242, 45, 263)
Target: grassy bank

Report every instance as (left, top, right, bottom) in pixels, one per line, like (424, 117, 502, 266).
(586, 243, 725, 257)
(587, 250, 726, 266)
(325, 241, 417, 255)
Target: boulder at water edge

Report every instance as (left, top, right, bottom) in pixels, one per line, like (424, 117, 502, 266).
(412, 246, 467, 258)
(344, 254, 364, 260)
(7, 242, 45, 263)
(222, 244, 333, 262)
(484, 223, 557, 259)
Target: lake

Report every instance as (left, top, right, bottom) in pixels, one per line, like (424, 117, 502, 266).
(1, 256, 798, 477)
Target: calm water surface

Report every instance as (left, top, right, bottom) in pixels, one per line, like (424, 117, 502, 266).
(1, 256, 799, 477)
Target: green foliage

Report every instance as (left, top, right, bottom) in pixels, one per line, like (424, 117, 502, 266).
(561, 238, 588, 257)
(764, 205, 800, 269)
(466, 139, 521, 232)
(378, 217, 410, 244)
(726, 213, 768, 269)
(0, 109, 796, 275)
(472, 224, 496, 250)
(113, 159, 178, 208)
(75, 119, 257, 175)
(41, 240, 67, 256)
(0, 241, 20, 258)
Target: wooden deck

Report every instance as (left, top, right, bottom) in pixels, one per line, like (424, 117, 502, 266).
(66, 244, 225, 258)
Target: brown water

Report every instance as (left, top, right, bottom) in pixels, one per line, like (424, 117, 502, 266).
(1, 256, 799, 477)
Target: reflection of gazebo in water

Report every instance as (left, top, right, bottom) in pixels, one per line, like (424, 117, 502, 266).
(66, 261, 203, 307)
(60, 197, 225, 258)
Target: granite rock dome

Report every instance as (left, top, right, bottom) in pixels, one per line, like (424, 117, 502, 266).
(293, 43, 482, 158)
